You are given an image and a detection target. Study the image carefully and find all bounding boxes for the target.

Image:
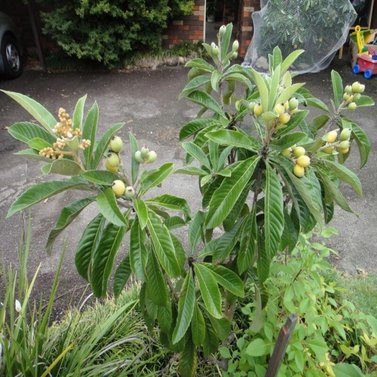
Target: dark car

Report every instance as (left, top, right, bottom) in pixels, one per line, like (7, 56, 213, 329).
(0, 11, 23, 79)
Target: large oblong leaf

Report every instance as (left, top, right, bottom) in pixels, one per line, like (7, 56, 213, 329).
(194, 263, 222, 319)
(81, 170, 119, 185)
(46, 197, 95, 254)
(323, 160, 362, 196)
(1, 90, 57, 131)
(146, 194, 191, 220)
(350, 122, 371, 168)
(8, 122, 56, 144)
(82, 101, 99, 169)
(43, 159, 83, 176)
(179, 118, 220, 141)
(72, 95, 87, 129)
(91, 223, 126, 297)
(172, 270, 195, 344)
(180, 75, 211, 99)
(139, 163, 174, 196)
(206, 156, 260, 229)
(113, 255, 131, 298)
(203, 263, 244, 298)
(249, 68, 269, 111)
(147, 210, 181, 277)
(75, 214, 105, 281)
(264, 163, 284, 259)
(145, 252, 168, 307)
(93, 122, 124, 169)
(134, 199, 149, 230)
(331, 70, 343, 108)
(7, 177, 89, 218)
(205, 129, 260, 152)
(187, 90, 225, 117)
(182, 142, 211, 170)
(191, 303, 206, 347)
(96, 188, 127, 226)
(129, 219, 148, 281)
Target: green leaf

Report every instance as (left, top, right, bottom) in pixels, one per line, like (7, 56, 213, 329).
(333, 363, 364, 377)
(14, 148, 51, 162)
(210, 70, 221, 92)
(355, 94, 375, 107)
(134, 199, 149, 230)
(8, 122, 56, 144)
(245, 338, 269, 357)
(281, 49, 305, 75)
(323, 160, 362, 196)
(147, 210, 182, 277)
(203, 264, 244, 297)
(72, 94, 87, 129)
(82, 102, 99, 169)
(178, 336, 198, 377)
(268, 64, 281, 107)
(179, 118, 220, 141)
(194, 263, 222, 319)
(172, 270, 195, 344)
(174, 166, 208, 176)
(146, 194, 191, 220)
(205, 129, 260, 152)
(237, 210, 258, 274)
(46, 197, 95, 254)
(250, 68, 269, 111)
(1, 90, 57, 131)
(180, 74, 211, 99)
(206, 157, 260, 229)
(191, 303, 206, 347)
(113, 255, 131, 298)
(276, 83, 305, 106)
(350, 122, 371, 167)
(43, 159, 83, 176)
(128, 133, 140, 184)
(271, 132, 307, 150)
(27, 137, 51, 150)
(139, 163, 174, 196)
(129, 219, 148, 280)
(93, 122, 124, 169)
(220, 23, 233, 61)
(7, 177, 88, 218)
(331, 70, 343, 108)
(91, 223, 125, 297)
(145, 252, 168, 306)
(81, 170, 119, 185)
(187, 90, 225, 117)
(182, 142, 211, 170)
(189, 211, 205, 252)
(96, 188, 127, 226)
(75, 214, 105, 281)
(264, 163, 284, 258)
(272, 46, 283, 69)
(223, 72, 253, 90)
(309, 114, 330, 132)
(185, 58, 214, 72)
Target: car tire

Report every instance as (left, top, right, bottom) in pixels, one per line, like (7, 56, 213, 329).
(1, 33, 23, 79)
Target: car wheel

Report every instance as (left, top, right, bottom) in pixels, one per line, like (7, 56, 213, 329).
(1, 33, 23, 79)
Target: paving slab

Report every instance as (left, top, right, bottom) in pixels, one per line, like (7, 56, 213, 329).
(0, 58, 376, 310)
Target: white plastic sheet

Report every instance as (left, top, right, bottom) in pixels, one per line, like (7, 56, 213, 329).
(243, 0, 357, 74)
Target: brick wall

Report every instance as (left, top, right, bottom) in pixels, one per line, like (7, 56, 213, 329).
(163, 0, 205, 48)
(238, 0, 260, 57)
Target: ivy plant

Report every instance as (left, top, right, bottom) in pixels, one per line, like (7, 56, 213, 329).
(3, 23, 373, 376)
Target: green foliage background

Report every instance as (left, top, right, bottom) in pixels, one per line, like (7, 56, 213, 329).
(40, 0, 194, 67)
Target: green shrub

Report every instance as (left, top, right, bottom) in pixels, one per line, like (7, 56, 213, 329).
(40, 0, 194, 68)
(223, 231, 377, 376)
(2, 23, 374, 376)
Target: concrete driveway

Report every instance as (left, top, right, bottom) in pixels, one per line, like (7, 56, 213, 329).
(0, 59, 376, 310)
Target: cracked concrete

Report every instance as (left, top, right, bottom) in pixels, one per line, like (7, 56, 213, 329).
(0, 58, 376, 311)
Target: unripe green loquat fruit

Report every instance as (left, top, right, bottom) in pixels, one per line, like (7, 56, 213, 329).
(140, 147, 150, 159)
(338, 140, 350, 149)
(323, 146, 334, 154)
(105, 153, 120, 173)
(232, 40, 239, 52)
(282, 148, 292, 157)
(293, 146, 306, 157)
(112, 180, 126, 197)
(293, 164, 305, 178)
(109, 136, 123, 153)
(289, 97, 299, 110)
(125, 186, 136, 198)
(340, 128, 351, 141)
(344, 85, 352, 94)
(296, 155, 311, 168)
(147, 150, 157, 163)
(348, 102, 357, 110)
(134, 150, 143, 163)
